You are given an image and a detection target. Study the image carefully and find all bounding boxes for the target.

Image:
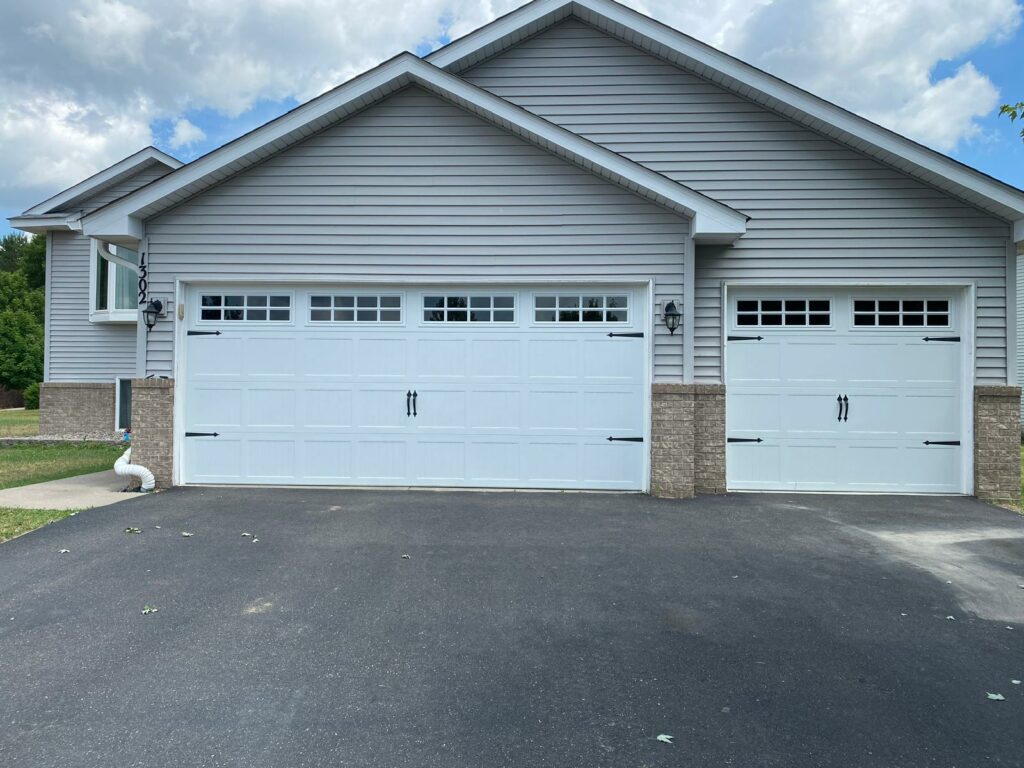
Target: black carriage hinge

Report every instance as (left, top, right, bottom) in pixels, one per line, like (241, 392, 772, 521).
(727, 437, 763, 443)
(185, 431, 220, 437)
(187, 330, 222, 336)
(922, 336, 960, 342)
(607, 436, 644, 442)
(923, 440, 960, 446)
(728, 335, 764, 341)
(606, 332, 644, 338)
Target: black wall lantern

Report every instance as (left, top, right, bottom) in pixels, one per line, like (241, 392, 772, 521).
(662, 300, 681, 335)
(142, 299, 163, 331)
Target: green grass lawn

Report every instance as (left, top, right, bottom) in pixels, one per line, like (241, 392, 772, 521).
(0, 443, 123, 491)
(0, 507, 75, 543)
(0, 409, 39, 437)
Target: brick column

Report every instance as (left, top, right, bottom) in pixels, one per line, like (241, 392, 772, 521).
(131, 379, 175, 488)
(39, 382, 116, 440)
(693, 384, 726, 494)
(651, 384, 695, 498)
(974, 385, 1021, 504)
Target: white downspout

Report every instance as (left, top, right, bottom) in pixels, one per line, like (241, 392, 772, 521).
(114, 447, 155, 492)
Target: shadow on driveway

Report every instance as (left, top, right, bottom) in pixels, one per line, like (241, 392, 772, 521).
(1, 488, 1022, 767)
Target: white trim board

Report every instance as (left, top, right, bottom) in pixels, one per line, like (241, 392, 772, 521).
(428, 0, 1024, 238)
(81, 54, 746, 244)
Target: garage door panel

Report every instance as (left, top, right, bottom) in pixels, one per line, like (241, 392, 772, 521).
(188, 385, 243, 428)
(244, 337, 296, 377)
(726, 287, 965, 494)
(416, 339, 466, 379)
(184, 285, 647, 490)
(300, 338, 353, 378)
(302, 389, 354, 429)
(301, 441, 352, 481)
(247, 388, 296, 428)
(355, 338, 408, 378)
(246, 439, 295, 480)
(190, 337, 244, 378)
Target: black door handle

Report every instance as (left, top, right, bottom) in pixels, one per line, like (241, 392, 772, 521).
(842, 395, 849, 422)
(837, 395, 842, 422)
(412, 390, 417, 417)
(406, 391, 411, 417)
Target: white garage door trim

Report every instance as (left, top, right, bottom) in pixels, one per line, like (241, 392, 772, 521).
(722, 280, 975, 495)
(171, 279, 655, 490)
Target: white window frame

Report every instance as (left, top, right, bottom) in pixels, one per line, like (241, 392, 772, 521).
(307, 292, 404, 325)
(89, 240, 138, 323)
(420, 293, 517, 324)
(733, 296, 834, 330)
(196, 291, 295, 325)
(114, 377, 132, 431)
(850, 296, 953, 330)
(530, 292, 630, 325)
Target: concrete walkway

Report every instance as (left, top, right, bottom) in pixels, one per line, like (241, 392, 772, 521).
(0, 470, 140, 510)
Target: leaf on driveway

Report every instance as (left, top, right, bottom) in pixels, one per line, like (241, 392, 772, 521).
(58, 549, 69, 554)
(656, 734, 674, 744)
(141, 605, 159, 615)
(252, 538, 259, 543)
(241, 532, 252, 537)
(124, 527, 142, 534)
(986, 692, 1005, 701)
(945, 616, 956, 621)
(181, 531, 194, 538)
(401, 554, 411, 560)
(1012, 680, 1021, 685)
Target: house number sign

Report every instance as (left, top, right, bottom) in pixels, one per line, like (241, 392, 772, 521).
(137, 250, 148, 306)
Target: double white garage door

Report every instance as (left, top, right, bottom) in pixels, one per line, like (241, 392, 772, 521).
(182, 285, 648, 489)
(725, 287, 967, 494)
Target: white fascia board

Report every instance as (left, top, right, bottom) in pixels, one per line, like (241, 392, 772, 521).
(83, 52, 745, 242)
(429, 0, 1024, 222)
(7, 214, 75, 234)
(22, 147, 182, 216)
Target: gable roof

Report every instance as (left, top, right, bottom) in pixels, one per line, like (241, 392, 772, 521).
(428, 0, 1024, 243)
(9, 147, 182, 234)
(81, 54, 746, 245)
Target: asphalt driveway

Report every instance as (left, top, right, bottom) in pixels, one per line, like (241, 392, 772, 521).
(1, 489, 1022, 767)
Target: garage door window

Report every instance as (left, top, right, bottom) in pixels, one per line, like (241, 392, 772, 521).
(736, 298, 831, 327)
(423, 295, 515, 323)
(534, 295, 628, 323)
(201, 294, 291, 322)
(310, 295, 402, 323)
(853, 298, 949, 327)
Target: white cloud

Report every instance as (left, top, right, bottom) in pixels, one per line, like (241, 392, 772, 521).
(0, 0, 1019, 213)
(169, 118, 206, 150)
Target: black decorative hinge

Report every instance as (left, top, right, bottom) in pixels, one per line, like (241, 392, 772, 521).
(185, 431, 220, 437)
(923, 440, 960, 446)
(607, 332, 644, 338)
(922, 336, 960, 342)
(728, 437, 763, 443)
(728, 335, 764, 341)
(187, 330, 222, 336)
(607, 436, 644, 442)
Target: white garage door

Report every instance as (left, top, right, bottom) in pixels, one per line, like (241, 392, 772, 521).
(726, 287, 967, 493)
(182, 285, 648, 490)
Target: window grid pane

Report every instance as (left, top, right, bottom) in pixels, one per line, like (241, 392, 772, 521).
(309, 295, 402, 323)
(736, 298, 830, 327)
(852, 298, 950, 327)
(201, 294, 291, 322)
(423, 295, 515, 323)
(534, 295, 629, 323)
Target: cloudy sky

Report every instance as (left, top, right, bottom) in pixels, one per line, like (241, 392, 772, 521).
(2, 0, 1023, 234)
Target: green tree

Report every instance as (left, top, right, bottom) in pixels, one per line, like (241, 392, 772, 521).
(0, 271, 44, 391)
(1000, 102, 1024, 142)
(19, 233, 45, 289)
(0, 233, 27, 273)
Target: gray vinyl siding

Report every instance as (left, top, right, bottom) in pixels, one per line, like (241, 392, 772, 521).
(464, 18, 1014, 384)
(47, 230, 136, 381)
(43, 164, 173, 382)
(1018, 246, 1024, 418)
(143, 87, 689, 378)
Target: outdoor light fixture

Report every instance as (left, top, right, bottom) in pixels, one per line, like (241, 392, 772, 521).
(662, 300, 681, 335)
(142, 299, 163, 331)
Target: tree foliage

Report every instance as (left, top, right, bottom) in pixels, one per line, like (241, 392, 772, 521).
(999, 102, 1024, 142)
(0, 234, 46, 391)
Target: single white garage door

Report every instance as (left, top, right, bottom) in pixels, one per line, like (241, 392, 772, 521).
(726, 287, 966, 493)
(182, 285, 648, 489)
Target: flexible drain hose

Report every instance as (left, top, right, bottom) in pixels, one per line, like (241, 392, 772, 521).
(114, 447, 155, 492)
